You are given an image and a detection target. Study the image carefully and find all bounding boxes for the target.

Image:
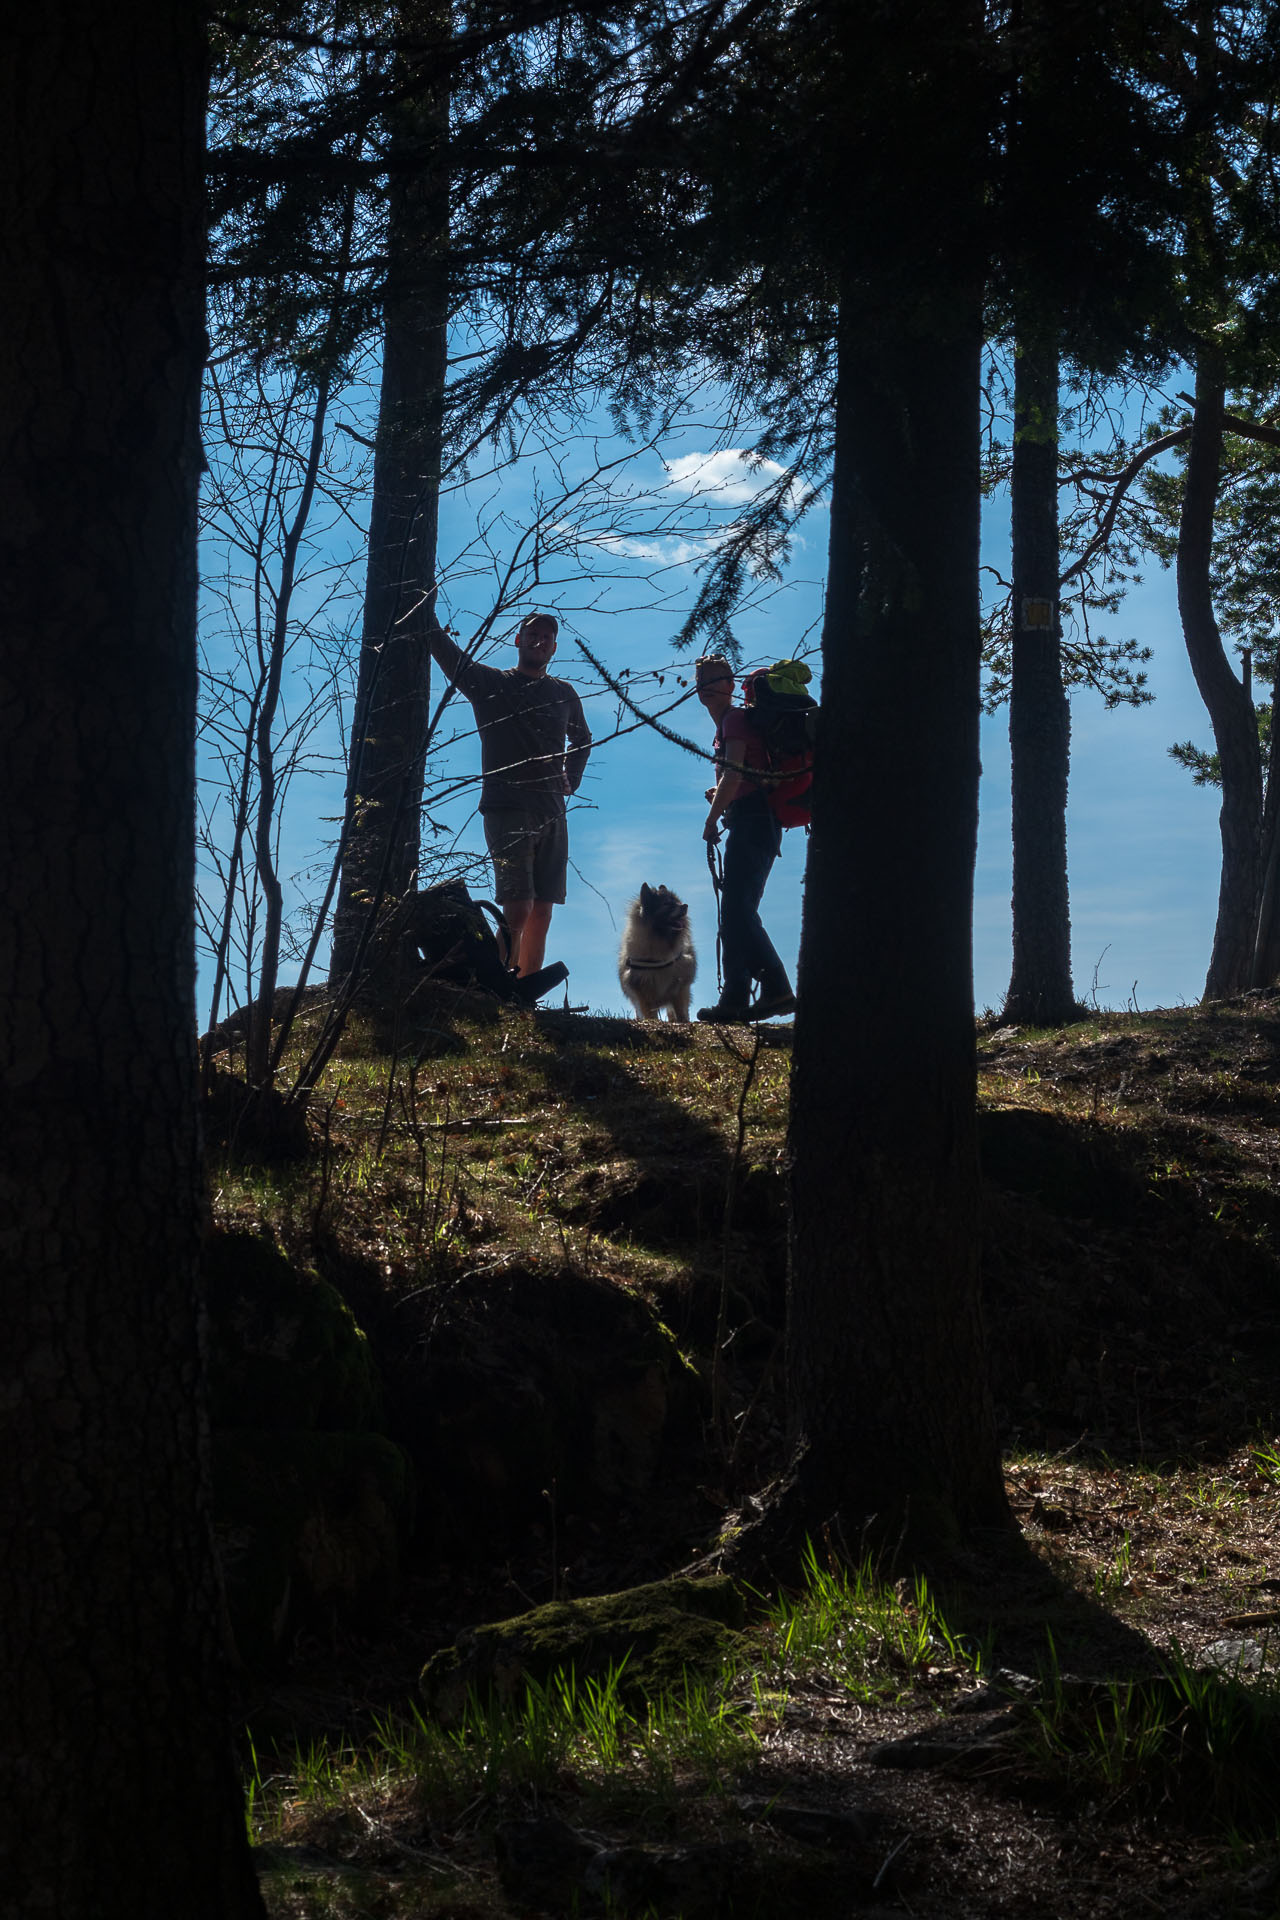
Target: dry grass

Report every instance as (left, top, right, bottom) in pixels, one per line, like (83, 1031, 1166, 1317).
(211, 987, 1280, 1917)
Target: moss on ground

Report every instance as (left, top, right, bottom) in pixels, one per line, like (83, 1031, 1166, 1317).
(421, 1575, 747, 1718)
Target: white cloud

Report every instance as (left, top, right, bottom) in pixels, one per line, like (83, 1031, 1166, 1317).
(662, 449, 789, 504)
(593, 534, 711, 567)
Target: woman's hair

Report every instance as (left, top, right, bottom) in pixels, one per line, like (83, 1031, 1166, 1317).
(694, 654, 733, 688)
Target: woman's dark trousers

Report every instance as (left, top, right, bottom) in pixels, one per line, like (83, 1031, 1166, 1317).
(720, 795, 789, 1010)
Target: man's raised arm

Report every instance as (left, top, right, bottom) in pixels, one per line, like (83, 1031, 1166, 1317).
(426, 624, 470, 688)
(427, 625, 510, 703)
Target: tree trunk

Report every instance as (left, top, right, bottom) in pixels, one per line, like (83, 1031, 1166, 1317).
(1251, 663, 1280, 984)
(248, 356, 342, 1087)
(1177, 358, 1263, 999)
(0, 6, 264, 1916)
(1004, 336, 1076, 1025)
(330, 42, 449, 989)
(786, 270, 1012, 1558)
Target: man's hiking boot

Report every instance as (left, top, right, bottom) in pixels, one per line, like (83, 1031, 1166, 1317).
(696, 1001, 750, 1024)
(749, 989, 797, 1022)
(512, 960, 570, 1005)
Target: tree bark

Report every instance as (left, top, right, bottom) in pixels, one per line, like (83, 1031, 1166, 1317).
(1177, 358, 1263, 999)
(248, 356, 342, 1086)
(1251, 663, 1280, 984)
(0, 7, 265, 1915)
(1004, 336, 1076, 1025)
(330, 33, 449, 989)
(786, 265, 1011, 1558)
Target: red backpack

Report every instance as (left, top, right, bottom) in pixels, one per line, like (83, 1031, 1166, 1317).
(740, 660, 818, 829)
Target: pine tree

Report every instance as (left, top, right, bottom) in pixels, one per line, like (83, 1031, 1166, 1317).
(0, 5, 265, 1911)
(330, 2, 450, 989)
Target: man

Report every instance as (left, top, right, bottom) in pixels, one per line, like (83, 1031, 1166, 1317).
(428, 613, 591, 972)
(694, 654, 797, 1023)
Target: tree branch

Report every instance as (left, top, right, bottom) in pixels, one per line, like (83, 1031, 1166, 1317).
(571, 635, 712, 760)
(1058, 425, 1192, 587)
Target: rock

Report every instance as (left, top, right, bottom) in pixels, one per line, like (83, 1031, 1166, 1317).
(205, 1228, 382, 1433)
(202, 1229, 412, 1664)
(961, 1668, 1040, 1703)
(979, 1107, 1142, 1223)
(953, 1683, 1012, 1713)
(422, 1575, 746, 1719)
(386, 1263, 702, 1553)
(253, 1842, 355, 1879)
(565, 1156, 785, 1248)
(736, 1798, 884, 1849)
(203, 1066, 312, 1162)
(203, 983, 331, 1057)
(868, 1733, 965, 1769)
(868, 1713, 1019, 1774)
(215, 1428, 411, 1665)
(494, 1816, 598, 1908)
(1197, 1637, 1266, 1673)
(585, 1838, 751, 1917)
(495, 1819, 750, 1919)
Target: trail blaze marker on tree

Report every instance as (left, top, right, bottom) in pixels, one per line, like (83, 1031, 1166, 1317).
(1020, 596, 1056, 631)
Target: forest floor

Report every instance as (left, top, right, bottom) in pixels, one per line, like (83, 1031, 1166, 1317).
(214, 985, 1280, 1918)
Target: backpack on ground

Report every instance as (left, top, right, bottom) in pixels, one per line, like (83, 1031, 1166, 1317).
(741, 658, 818, 828)
(397, 879, 569, 1005)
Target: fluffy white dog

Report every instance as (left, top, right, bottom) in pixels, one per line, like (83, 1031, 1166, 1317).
(618, 884, 697, 1022)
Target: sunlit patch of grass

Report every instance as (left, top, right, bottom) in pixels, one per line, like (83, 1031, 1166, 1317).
(212, 1001, 792, 1291)
(249, 1547, 987, 1907)
(747, 1542, 984, 1706)
(249, 1658, 760, 1880)
(1005, 1449, 1280, 1625)
(1092, 1530, 1135, 1604)
(1185, 1477, 1247, 1515)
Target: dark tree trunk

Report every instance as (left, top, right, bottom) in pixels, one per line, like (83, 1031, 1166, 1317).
(786, 270, 1012, 1558)
(0, 6, 264, 1916)
(1251, 664, 1280, 984)
(330, 46, 449, 989)
(247, 352, 343, 1087)
(1177, 358, 1263, 999)
(1004, 336, 1076, 1025)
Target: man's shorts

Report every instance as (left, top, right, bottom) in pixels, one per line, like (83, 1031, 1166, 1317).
(482, 810, 569, 905)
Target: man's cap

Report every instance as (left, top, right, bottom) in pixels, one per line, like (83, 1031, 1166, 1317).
(518, 611, 559, 636)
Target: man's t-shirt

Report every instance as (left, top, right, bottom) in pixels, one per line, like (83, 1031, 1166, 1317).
(432, 631, 592, 818)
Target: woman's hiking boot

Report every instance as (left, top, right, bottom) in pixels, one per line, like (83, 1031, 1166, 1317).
(749, 989, 796, 1021)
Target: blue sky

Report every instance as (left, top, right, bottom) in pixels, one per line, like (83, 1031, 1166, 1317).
(425, 443, 1225, 1019)
(197, 404, 1230, 1026)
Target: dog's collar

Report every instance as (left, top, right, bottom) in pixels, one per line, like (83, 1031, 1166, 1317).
(622, 955, 675, 969)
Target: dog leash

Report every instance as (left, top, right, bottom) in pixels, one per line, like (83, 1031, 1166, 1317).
(706, 836, 725, 992)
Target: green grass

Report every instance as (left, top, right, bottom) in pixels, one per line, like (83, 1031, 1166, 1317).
(1025, 1639, 1280, 1833)
(248, 1545, 977, 1890)
(212, 1002, 791, 1315)
(750, 1541, 985, 1702)
(1092, 1529, 1135, 1603)
(223, 995, 1280, 1912)
(248, 1665, 760, 1884)
(379, 1659, 758, 1808)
